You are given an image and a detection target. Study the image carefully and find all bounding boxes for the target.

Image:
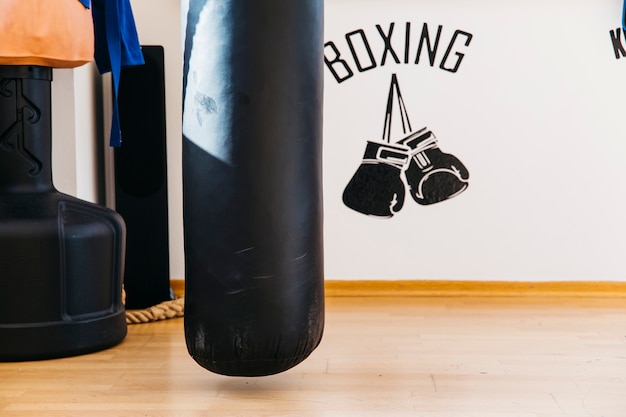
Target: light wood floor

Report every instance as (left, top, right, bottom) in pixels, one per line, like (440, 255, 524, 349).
(1, 296, 626, 417)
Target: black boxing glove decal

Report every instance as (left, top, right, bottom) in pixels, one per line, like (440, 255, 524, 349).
(343, 141, 409, 217)
(397, 128, 469, 205)
(342, 74, 470, 217)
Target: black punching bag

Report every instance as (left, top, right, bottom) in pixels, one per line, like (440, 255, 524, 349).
(181, 0, 325, 376)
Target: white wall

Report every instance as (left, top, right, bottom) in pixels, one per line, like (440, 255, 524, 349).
(57, 0, 626, 282)
(51, 69, 78, 196)
(51, 64, 100, 202)
(322, 0, 626, 282)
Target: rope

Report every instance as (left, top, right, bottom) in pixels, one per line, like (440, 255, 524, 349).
(122, 287, 185, 324)
(125, 297, 185, 324)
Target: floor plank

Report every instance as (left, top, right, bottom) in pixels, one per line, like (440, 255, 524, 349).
(1, 296, 625, 416)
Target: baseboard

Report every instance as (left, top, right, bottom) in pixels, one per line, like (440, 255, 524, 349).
(171, 279, 185, 298)
(170, 279, 626, 298)
(324, 280, 626, 298)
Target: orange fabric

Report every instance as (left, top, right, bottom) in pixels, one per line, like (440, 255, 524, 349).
(0, 0, 94, 68)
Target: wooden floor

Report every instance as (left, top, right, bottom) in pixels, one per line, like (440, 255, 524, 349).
(1, 296, 626, 417)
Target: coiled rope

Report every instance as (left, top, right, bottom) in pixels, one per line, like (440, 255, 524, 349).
(123, 288, 185, 324)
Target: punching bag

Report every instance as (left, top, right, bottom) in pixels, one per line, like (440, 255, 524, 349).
(181, 0, 325, 376)
(0, 66, 126, 361)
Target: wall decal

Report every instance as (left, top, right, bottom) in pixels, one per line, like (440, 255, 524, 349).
(324, 22, 473, 83)
(609, 28, 626, 59)
(342, 73, 469, 218)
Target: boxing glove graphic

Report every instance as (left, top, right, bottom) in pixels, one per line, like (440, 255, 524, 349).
(343, 140, 410, 217)
(397, 128, 469, 205)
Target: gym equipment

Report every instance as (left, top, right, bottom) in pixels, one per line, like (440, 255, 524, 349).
(0, 65, 127, 361)
(181, 0, 325, 376)
(0, 0, 94, 68)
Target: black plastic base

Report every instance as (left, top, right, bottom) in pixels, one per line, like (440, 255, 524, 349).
(0, 310, 127, 361)
(0, 65, 127, 362)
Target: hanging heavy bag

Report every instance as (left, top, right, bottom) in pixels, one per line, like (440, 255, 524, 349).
(181, 0, 325, 377)
(0, 0, 94, 68)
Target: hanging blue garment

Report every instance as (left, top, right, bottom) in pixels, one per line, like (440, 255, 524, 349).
(78, 0, 90, 8)
(92, 0, 144, 147)
(623, 0, 626, 30)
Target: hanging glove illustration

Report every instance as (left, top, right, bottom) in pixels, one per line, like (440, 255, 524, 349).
(342, 140, 409, 218)
(397, 128, 469, 205)
(342, 73, 471, 217)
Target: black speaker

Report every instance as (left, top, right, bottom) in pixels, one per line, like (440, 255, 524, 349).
(116, 45, 171, 309)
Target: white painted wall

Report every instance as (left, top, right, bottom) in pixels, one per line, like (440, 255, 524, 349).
(51, 69, 78, 197)
(56, 0, 626, 282)
(323, 0, 626, 282)
(51, 64, 100, 202)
